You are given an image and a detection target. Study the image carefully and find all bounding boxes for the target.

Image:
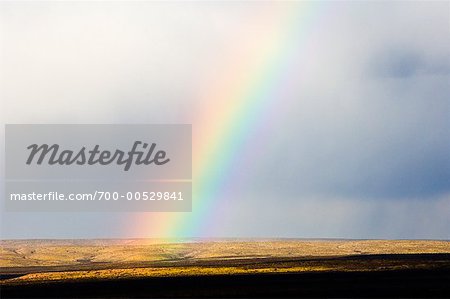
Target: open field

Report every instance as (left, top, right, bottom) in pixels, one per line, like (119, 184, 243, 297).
(1, 239, 450, 297)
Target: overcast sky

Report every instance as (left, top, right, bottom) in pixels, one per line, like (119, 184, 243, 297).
(1, 1, 449, 239)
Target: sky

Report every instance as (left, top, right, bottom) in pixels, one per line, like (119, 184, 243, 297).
(0, 1, 449, 239)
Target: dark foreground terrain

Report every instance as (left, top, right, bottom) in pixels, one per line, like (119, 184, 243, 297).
(1, 239, 450, 298)
(2, 267, 450, 298)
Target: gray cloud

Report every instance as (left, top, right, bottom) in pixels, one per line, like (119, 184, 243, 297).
(1, 1, 449, 239)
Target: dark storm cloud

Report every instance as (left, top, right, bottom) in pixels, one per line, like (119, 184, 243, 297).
(372, 48, 450, 78)
(374, 50, 423, 78)
(232, 46, 450, 200)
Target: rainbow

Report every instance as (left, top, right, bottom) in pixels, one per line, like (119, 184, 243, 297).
(132, 2, 327, 238)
